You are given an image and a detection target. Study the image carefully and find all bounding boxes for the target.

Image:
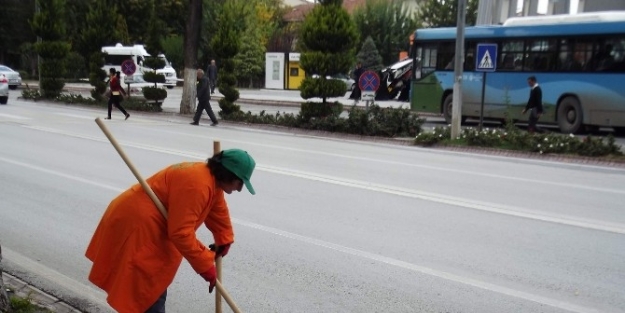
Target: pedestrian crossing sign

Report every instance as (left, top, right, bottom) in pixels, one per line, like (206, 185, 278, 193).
(476, 44, 498, 72)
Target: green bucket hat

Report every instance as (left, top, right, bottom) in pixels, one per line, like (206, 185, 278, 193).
(219, 149, 256, 195)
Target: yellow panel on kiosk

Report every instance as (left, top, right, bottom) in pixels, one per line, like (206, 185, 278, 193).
(286, 53, 305, 90)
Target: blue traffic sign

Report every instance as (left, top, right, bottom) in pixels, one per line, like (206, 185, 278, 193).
(121, 59, 137, 76)
(476, 44, 498, 72)
(358, 70, 380, 92)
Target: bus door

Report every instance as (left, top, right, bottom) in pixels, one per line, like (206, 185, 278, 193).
(411, 43, 444, 113)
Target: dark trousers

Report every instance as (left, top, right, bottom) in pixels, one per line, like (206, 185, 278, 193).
(107, 95, 128, 118)
(193, 100, 218, 124)
(145, 289, 167, 313)
(528, 108, 542, 133)
(209, 79, 216, 94)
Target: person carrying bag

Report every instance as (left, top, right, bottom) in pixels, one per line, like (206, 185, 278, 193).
(105, 68, 130, 120)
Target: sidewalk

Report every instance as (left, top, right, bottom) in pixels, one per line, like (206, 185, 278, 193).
(19, 81, 413, 113)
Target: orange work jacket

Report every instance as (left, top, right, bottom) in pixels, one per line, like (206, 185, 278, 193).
(85, 162, 234, 313)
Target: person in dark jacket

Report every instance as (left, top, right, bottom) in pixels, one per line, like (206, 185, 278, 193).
(522, 76, 543, 133)
(190, 69, 219, 126)
(348, 62, 364, 103)
(207, 60, 218, 94)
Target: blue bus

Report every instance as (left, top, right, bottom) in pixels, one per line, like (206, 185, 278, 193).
(410, 12, 625, 134)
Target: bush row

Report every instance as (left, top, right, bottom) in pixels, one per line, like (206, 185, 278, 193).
(220, 103, 423, 138)
(415, 124, 622, 157)
(21, 88, 163, 112)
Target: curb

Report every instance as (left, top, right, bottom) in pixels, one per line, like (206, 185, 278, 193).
(17, 83, 426, 114)
(15, 96, 624, 168)
(2, 272, 83, 313)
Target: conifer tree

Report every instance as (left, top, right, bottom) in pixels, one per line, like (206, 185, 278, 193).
(79, 0, 120, 100)
(212, 0, 242, 115)
(357, 36, 384, 71)
(31, 0, 71, 99)
(299, 0, 358, 105)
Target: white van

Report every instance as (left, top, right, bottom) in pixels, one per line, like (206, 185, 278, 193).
(101, 43, 178, 88)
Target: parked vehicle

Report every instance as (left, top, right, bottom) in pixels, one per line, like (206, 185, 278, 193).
(0, 65, 22, 90)
(376, 58, 413, 101)
(102, 43, 177, 89)
(0, 74, 9, 104)
(311, 74, 355, 91)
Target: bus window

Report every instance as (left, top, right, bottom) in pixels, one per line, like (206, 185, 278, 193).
(421, 44, 437, 75)
(437, 42, 455, 70)
(556, 39, 571, 71)
(412, 44, 423, 79)
(606, 37, 625, 72)
(525, 39, 557, 71)
(561, 39, 594, 71)
(499, 40, 524, 71)
(464, 42, 476, 71)
(591, 37, 625, 72)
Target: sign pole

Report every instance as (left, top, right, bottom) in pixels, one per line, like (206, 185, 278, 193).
(358, 70, 380, 109)
(451, 0, 467, 140)
(475, 43, 497, 132)
(479, 72, 486, 131)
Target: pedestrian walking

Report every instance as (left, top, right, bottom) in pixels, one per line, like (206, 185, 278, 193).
(105, 68, 130, 120)
(85, 149, 257, 313)
(207, 59, 218, 94)
(521, 76, 544, 133)
(348, 62, 364, 104)
(191, 69, 219, 126)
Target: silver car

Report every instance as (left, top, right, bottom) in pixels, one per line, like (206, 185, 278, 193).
(311, 73, 356, 91)
(0, 65, 22, 90)
(0, 74, 9, 104)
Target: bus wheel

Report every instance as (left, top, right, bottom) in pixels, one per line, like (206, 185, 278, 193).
(557, 96, 583, 134)
(443, 94, 453, 124)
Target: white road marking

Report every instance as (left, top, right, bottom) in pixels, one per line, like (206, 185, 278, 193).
(0, 156, 605, 313)
(140, 127, 625, 195)
(54, 113, 95, 120)
(15, 125, 625, 235)
(0, 113, 30, 120)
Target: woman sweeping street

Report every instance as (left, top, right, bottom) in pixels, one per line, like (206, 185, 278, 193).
(85, 149, 256, 313)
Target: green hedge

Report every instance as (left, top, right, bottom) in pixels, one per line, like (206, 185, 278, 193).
(221, 104, 422, 137)
(415, 125, 623, 157)
(142, 86, 167, 102)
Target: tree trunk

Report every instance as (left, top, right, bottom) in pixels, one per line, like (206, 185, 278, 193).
(179, 0, 202, 114)
(0, 244, 12, 312)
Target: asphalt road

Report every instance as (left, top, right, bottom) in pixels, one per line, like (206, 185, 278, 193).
(22, 84, 625, 143)
(1, 94, 625, 313)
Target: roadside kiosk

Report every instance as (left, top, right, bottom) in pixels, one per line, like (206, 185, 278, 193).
(264, 52, 305, 90)
(285, 53, 305, 90)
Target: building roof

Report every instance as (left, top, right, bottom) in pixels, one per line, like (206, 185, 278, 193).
(283, 3, 316, 22)
(282, 0, 370, 22)
(342, 0, 367, 14)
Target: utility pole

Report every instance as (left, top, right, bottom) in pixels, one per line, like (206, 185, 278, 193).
(451, 0, 467, 139)
(36, 1, 42, 83)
